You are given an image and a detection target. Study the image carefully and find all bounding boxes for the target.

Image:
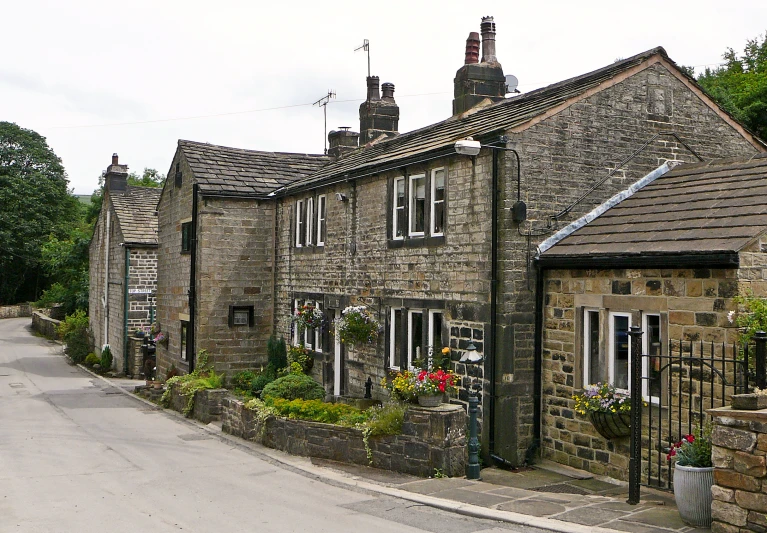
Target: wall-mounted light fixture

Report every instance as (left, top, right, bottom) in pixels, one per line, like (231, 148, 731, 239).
(335, 192, 348, 202)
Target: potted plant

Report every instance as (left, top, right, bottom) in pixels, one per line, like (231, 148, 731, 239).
(383, 368, 459, 407)
(333, 305, 382, 347)
(572, 383, 631, 439)
(667, 424, 713, 527)
(287, 344, 313, 374)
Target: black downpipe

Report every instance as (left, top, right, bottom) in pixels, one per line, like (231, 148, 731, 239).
(189, 183, 199, 373)
(533, 262, 544, 457)
(488, 148, 498, 458)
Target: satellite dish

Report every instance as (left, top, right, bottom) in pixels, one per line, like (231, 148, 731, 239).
(505, 74, 519, 95)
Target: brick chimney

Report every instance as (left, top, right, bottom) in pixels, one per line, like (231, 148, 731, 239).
(328, 127, 359, 159)
(104, 153, 128, 194)
(452, 16, 506, 115)
(359, 76, 399, 145)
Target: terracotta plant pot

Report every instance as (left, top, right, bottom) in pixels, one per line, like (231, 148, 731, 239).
(588, 411, 631, 439)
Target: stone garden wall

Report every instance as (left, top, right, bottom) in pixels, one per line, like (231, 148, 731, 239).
(710, 407, 767, 532)
(32, 311, 60, 340)
(0, 304, 32, 319)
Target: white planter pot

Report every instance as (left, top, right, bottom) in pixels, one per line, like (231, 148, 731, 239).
(673, 464, 713, 527)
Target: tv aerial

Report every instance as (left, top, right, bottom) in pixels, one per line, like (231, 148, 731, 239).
(313, 90, 336, 155)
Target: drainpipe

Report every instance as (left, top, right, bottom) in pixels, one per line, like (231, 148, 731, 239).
(123, 245, 130, 375)
(103, 208, 111, 348)
(188, 184, 199, 373)
(488, 148, 498, 459)
(533, 262, 544, 456)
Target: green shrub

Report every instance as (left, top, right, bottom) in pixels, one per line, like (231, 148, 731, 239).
(251, 372, 275, 392)
(267, 398, 367, 425)
(267, 336, 288, 370)
(84, 353, 100, 366)
(232, 370, 257, 390)
(100, 345, 113, 371)
(57, 310, 90, 363)
(261, 373, 325, 401)
(365, 402, 406, 437)
(160, 350, 224, 416)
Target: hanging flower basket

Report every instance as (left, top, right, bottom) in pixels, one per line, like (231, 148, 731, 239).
(333, 305, 381, 347)
(588, 411, 631, 439)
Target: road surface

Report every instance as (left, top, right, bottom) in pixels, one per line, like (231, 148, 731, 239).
(0, 318, 546, 533)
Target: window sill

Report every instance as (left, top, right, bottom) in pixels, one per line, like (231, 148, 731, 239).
(294, 245, 325, 254)
(388, 235, 445, 249)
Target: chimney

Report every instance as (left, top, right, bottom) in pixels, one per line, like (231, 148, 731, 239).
(328, 127, 359, 159)
(465, 32, 480, 64)
(480, 16, 497, 63)
(359, 77, 399, 144)
(104, 152, 128, 194)
(452, 16, 506, 115)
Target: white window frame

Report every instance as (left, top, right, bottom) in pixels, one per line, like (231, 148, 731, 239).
(316, 194, 326, 246)
(389, 308, 403, 369)
(305, 197, 314, 246)
(642, 313, 662, 404)
(408, 173, 426, 237)
(430, 167, 445, 237)
(293, 298, 322, 352)
(427, 310, 443, 367)
(295, 200, 304, 247)
(392, 176, 405, 240)
(582, 308, 599, 386)
(608, 312, 632, 391)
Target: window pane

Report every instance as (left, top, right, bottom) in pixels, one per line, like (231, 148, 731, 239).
(434, 170, 445, 201)
(306, 198, 314, 245)
(433, 203, 444, 235)
(296, 201, 304, 246)
(395, 179, 405, 238)
(233, 310, 249, 326)
(410, 175, 425, 234)
(613, 315, 629, 389)
(410, 311, 423, 367)
(647, 315, 662, 398)
(430, 311, 443, 367)
(181, 322, 188, 361)
(317, 196, 326, 245)
(587, 311, 600, 384)
(392, 309, 403, 368)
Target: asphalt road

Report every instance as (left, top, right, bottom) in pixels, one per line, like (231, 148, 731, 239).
(0, 318, 548, 533)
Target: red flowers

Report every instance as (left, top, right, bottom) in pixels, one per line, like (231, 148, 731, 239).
(414, 369, 459, 395)
(667, 434, 694, 461)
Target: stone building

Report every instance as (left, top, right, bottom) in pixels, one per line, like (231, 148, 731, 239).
(89, 154, 162, 374)
(153, 140, 326, 377)
(154, 16, 764, 467)
(536, 153, 767, 479)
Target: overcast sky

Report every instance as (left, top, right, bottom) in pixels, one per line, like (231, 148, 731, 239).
(2, 0, 765, 194)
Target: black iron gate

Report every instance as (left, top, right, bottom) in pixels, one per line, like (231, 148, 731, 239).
(627, 328, 767, 503)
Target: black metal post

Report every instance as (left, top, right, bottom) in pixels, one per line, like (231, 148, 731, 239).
(627, 325, 644, 505)
(467, 387, 481, 480)
(755, 331, 767, 390)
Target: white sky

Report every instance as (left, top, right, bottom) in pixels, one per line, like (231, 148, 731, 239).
(2, 0, 765, 194)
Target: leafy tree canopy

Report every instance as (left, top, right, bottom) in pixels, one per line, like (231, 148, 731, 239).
(696, 32, 767, 141)
(128, 167, 165, 188)
(0, 122, 79, 304)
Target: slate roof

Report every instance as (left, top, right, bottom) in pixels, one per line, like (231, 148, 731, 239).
(110, 186, 163, 246)
(538, 152, 767, 266)
(178, 139, 328, 196)
(284, 46, 685, 193)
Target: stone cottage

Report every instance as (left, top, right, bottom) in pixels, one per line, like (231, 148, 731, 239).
(537, 152, 767, 479)
(154, 16, 764, 467)
(153, 141, 327, 377)
(89, 154, 162, 375)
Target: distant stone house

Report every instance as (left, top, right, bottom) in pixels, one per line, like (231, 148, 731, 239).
(536, 153, 767, 479)
(153, 16, 764, 467)
(153, 141, 327, 377)
(89, 154, 161, 374)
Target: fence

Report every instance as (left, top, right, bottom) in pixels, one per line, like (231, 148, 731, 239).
(626, 327, 766, 504)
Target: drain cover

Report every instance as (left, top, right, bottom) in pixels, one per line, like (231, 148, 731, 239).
(177, 433, 212, 441)
(9, 383, 25, 388)
(531, 483, 590, 495)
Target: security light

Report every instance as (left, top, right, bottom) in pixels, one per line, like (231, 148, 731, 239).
(454, 139, 481, 156)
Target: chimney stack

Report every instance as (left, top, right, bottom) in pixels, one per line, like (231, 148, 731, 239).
(452, 16, 506, 115)
(465, 32, 480, 64)
(104, 153, 128, 195)
(480, 16, 497, 63)
(359, 76, 399, 144)
(328, 127, 359, 160)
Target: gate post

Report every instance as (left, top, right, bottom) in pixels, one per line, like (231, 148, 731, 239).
(755, 331, 767, 390)
(627, 325, 644, 505)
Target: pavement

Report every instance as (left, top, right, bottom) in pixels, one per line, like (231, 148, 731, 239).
(101, 376, 710, 533)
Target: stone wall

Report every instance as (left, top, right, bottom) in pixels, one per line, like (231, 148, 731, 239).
(32, 311, 61, 340)
(0, 304, 32, 319)
(540, 266, 753, 479)
(127, 248, 157, 333)
(221, 397, 467, 477)
(710, 407, 767, 532)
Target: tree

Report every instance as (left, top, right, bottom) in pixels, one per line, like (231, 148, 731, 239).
(128, 168, 165, 188)
(36, 225, 91, 314)
(697, 32, 767, 141)
(0, 122, 79, 304)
